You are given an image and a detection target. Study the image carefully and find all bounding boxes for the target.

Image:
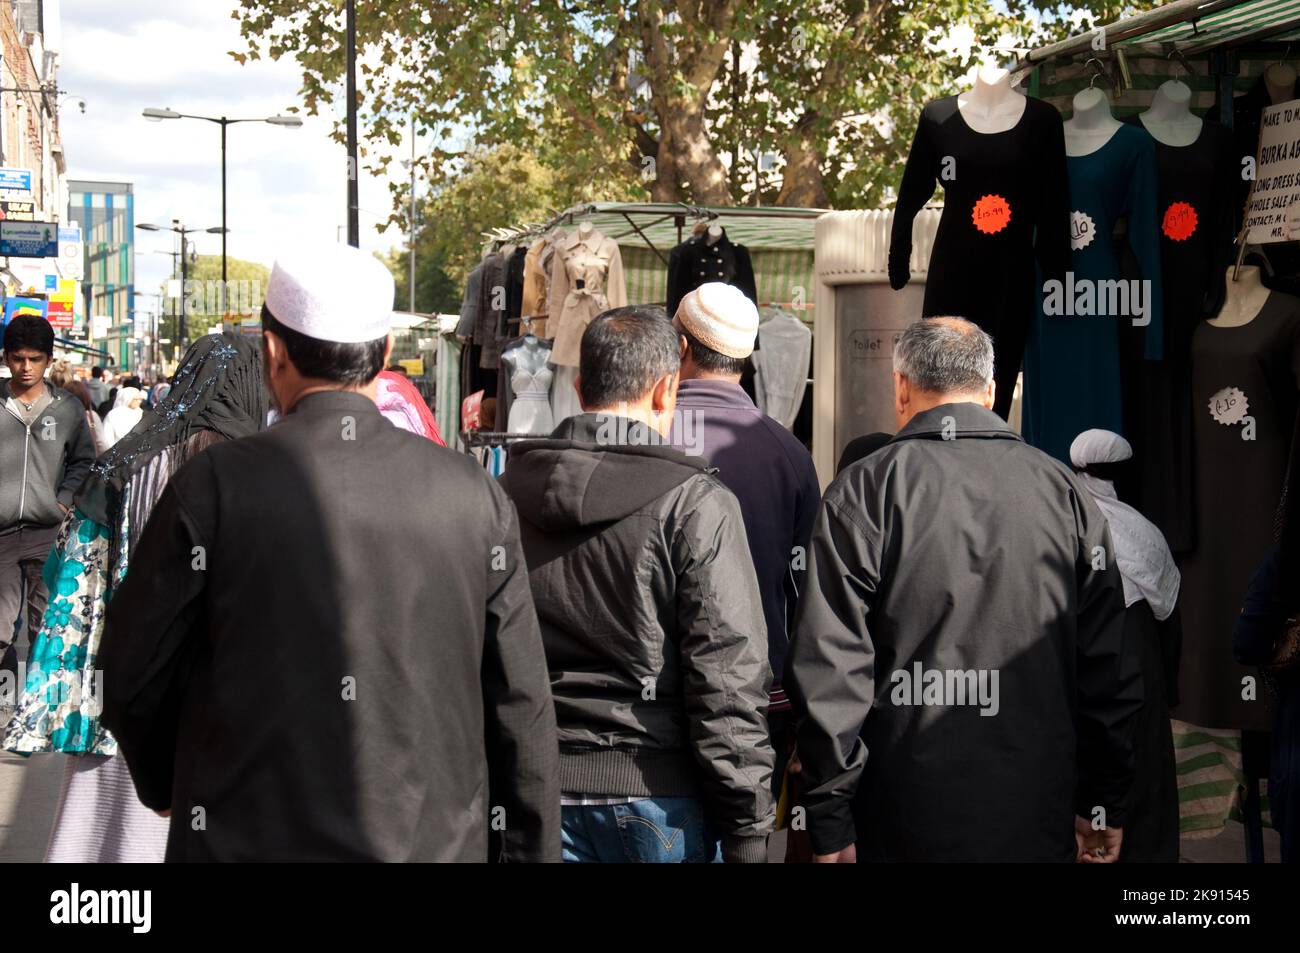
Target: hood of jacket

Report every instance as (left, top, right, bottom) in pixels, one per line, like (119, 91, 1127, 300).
(500, 412, 712, 532)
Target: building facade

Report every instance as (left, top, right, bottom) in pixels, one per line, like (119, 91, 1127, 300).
(67, 179, 134, 368)
(0, 1, 82, 359)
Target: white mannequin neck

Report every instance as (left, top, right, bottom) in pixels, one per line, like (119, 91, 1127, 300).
(577, 222, 594, 240)
(1064, 87, 1122, 156)
(1210, 265, 1270, 327)
(705, 224, 723, 246)
(956, 64, 1026, 134)
(1265, 62, 1297, 105)
(1139, 80, 1201, 147)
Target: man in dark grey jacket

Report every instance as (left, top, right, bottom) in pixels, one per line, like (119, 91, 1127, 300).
(787, 317, 1141, 863)
(500, 307, 775, 863)
(1, 315, 95, 685)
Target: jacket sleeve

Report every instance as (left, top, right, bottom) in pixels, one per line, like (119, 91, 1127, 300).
(604, 242, 628, 309)
(782, 452, 822, 681)
(1126, 135, 1164, 360)
(1233, 546, 1282, 667)
(57, 409, 97, 507)
(785, 491, 879, 855)
(666, 244, 687, 317)
(1072, 487, 1143, 829)
(1033, 106, 1072, 288)
(98, 471, 211, 811)
(674, 480, 774, 862)
(888, 107, 938, 290)
(547, 244, 571, 325)
(456, 266, 482, 339)
(481, 479, 561, 863)
(733, 243, 758, 306)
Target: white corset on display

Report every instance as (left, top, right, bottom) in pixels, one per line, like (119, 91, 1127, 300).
(507, 365, 555, 435)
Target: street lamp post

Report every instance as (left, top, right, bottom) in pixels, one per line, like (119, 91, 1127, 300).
(142, 107, 302, 304)
(136, 221, 226, 351)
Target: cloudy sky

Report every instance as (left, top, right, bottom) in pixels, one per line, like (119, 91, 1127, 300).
(56, 0, 419, 300)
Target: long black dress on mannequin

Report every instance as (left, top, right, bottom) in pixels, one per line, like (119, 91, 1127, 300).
(1121, 118, 1234, 553)
(665, 227, 758, 318)
(1176, 287, 1300, 732)
(888, 96, 1070, 419)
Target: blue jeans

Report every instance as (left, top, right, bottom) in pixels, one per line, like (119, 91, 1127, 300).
(561, 797, 723, 863)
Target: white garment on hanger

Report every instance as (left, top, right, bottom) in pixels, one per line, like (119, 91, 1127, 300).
(550, 364, 582, 425)
(507, 365, 555, 435)
(752, 308, 811, 429)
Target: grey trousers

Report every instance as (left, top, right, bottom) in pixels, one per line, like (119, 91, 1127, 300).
(0, 524, 60, 677)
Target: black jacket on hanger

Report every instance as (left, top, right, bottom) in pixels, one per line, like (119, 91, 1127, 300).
(666, 229, 758, 318)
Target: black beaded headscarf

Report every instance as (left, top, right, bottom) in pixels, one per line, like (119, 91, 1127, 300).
(75, 332, 268, 540)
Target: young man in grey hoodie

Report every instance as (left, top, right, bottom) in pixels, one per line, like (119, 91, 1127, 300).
(500, 306, 775, 863)
(1, 315, 96, 688)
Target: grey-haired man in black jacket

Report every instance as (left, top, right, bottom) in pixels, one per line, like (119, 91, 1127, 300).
(787, 316, 1141, 863)
(501, 306, 775, 863)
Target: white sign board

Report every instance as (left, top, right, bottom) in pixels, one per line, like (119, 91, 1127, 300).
(7, 257, 46, 294)
(1245, 97, 1300, 244)
(58, 225, 83, 280)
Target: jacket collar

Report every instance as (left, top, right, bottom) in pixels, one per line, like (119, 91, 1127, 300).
(675, 378, 756, 411)
(563, 227, 605, 254)
(892, 402, 1022, 442)
(288, 389, 380, 418)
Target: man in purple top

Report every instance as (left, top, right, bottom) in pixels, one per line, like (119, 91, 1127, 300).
(668, 283, 821, 795)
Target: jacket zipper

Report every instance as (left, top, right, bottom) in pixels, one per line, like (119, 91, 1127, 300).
(18, 422, 31, 521)
(5, 391, 56, 524)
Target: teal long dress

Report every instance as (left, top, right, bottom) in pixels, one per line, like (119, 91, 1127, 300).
(1024, 122, 1164, 462)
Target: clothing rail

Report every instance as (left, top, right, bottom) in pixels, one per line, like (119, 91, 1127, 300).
(462, 430, 541, 448)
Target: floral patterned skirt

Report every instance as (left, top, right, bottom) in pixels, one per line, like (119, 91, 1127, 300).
(2, 504, 127, 757)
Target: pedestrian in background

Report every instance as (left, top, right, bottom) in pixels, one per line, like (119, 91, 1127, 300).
(1071, 429, 1181, 862)
(669, 283, 820, 802)
(101, 386, 145, 447)
(1235, 409, 1300, 864)
(86, 366, 109, 411)
(99, 242, 559, 862)
(501, 306, 775, 863)
(61, 378, 110, 455)
(0, 316, 96, 696)
(787, 317, 1141, 863)
(4, 332, 267, 863)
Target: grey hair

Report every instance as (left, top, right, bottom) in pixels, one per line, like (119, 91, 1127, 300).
(892, 317, 994, 395)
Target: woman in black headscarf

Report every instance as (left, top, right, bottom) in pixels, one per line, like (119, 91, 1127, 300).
(1235, 408, 1300, 863)
(3, 332, 267, 862)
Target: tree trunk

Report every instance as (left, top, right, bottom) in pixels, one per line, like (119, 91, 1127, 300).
(776, 116, 830, 208)
(656, 98, 731, 204)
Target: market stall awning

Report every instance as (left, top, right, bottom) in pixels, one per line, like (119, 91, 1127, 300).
(1023, 0, 1300, 66)
(1120, 0, 1300, 52)
(489, 201, 823, 252)
(488, 201, 824, 312)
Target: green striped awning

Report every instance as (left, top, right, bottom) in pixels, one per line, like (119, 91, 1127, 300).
(621, 244, 815, 313)
(1172, 719, 1272, 837)
(1124, 0, 1300, 52)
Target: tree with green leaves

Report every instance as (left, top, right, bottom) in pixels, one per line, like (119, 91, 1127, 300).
(235, 1, 1153, 215)
(153, 254, 271, 341)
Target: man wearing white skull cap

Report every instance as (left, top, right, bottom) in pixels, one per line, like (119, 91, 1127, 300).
(1070, 428, 1181, 863)
(100, 242, 560, 862)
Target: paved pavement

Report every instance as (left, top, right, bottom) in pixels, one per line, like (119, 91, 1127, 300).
(0, 749, 1276, 863)
(0, 749, 63, 863)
